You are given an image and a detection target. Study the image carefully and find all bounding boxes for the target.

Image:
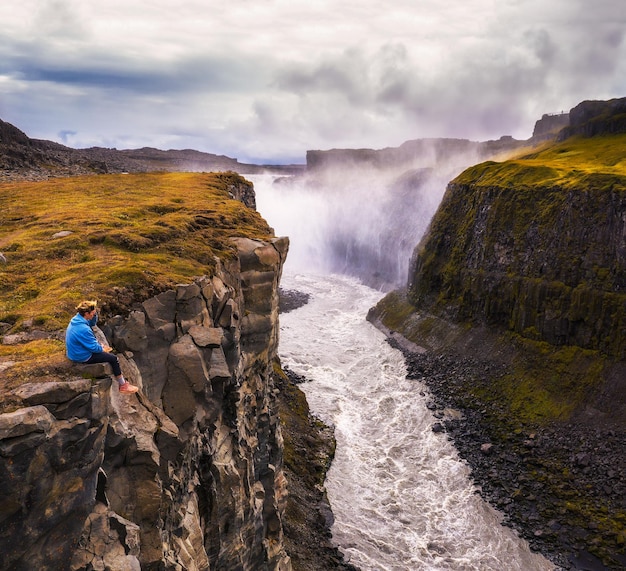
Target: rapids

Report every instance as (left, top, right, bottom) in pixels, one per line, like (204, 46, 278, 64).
(278, 272, 554, 571)
(251, 174, 555, 570)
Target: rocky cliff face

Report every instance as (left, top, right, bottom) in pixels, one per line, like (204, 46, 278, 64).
(532, 112, 570, 139)
(305, 136, 530, 175)
(0, 236, 291, 571)
(368, 98, 626, 568)
(405, 98, 626, 359)
(408, 176, 626, 358)
(558, 98, 626, 140)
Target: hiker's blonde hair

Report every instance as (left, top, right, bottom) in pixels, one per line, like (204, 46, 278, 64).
(76, 300, 98, 315)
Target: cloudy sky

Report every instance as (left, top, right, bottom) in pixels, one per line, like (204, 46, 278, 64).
(1, 0, 624, 163)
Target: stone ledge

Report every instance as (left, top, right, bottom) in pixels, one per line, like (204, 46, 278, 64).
(0, 405, 56, 440)
(13, 379, 93, 405)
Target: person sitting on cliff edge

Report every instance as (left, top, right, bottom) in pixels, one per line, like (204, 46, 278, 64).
(65, 300, 139, 394)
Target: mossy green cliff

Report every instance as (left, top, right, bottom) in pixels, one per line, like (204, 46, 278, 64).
(372, 128, 626, 425)
(408, 133, 625, 360)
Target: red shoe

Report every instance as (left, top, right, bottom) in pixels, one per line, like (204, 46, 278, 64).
(119, 381, 139, 394)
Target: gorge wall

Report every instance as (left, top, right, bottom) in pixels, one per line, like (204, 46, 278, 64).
(0, 235, 292, 571)
(558, 97, 626, 140)
(293, 114, 562, 290)
(305, 136, 531, 174)
(407, 172, 626, 359)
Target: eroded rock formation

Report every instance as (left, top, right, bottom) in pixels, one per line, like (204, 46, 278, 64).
(0, 236, 291, 571)
(532, 112, 570, 139)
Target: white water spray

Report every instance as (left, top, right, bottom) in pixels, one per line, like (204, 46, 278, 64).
(252, 166, 450, 288)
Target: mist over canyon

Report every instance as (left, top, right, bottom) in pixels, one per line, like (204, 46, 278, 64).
(258, 98, 626, 570)
(259, 132, 546, 289)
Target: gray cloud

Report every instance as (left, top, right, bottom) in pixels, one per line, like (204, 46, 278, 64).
(1, 39, 268, 96)
(0, 0, 624, 162)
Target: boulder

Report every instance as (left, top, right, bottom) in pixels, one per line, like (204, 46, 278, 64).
(0, 400, 107, 570)
(177, 283, 210, 330)
(188, 325, 223, 348)
(142, 290, 177, 330)
(70, 503, 141, 571)
(0, 405, 56, 440)
(114, 310, 149, 351)
(168, 335, 211, 393)
(13, 379, 92, 405)
(480, 442, 494, 455)
(74, 361, 113, 378)
(17, 382, 93, 420)
(232, 237, 282, 273)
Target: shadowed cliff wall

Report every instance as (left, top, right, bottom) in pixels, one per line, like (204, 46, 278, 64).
(0, 236, 292, 571)
(408, 178, 626, 358)
(404, 98, 626, 358)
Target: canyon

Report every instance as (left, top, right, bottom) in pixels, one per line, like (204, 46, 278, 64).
(1, 96, 625, 569)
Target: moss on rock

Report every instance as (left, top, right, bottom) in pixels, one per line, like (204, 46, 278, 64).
(370, 126, 626, 568)
(407, 134, 626, 359)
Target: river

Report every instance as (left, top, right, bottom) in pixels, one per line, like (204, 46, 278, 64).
(252, 175, 555, 570)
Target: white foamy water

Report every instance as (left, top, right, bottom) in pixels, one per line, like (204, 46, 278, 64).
(250, 173, 554, 570)
(278, 271, 554, 571)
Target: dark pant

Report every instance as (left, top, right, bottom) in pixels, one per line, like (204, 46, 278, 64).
(86, 351, 122, 377)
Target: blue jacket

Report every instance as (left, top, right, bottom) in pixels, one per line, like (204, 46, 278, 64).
(65, 313, 102, 362)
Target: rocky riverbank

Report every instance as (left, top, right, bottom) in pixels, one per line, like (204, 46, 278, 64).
(274, 366, 360, 571)
(276, 288, 359, 571)
(277, 285, 626, 571)
(389, 339, 626, 571)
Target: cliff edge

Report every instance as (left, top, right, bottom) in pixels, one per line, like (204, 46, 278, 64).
(0, 172, 294, 570)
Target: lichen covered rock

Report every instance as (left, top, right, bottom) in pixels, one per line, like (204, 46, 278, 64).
(408, 146, 626, 358)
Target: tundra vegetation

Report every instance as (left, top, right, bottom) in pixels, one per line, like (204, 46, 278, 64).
(0, 171, 272, 389)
